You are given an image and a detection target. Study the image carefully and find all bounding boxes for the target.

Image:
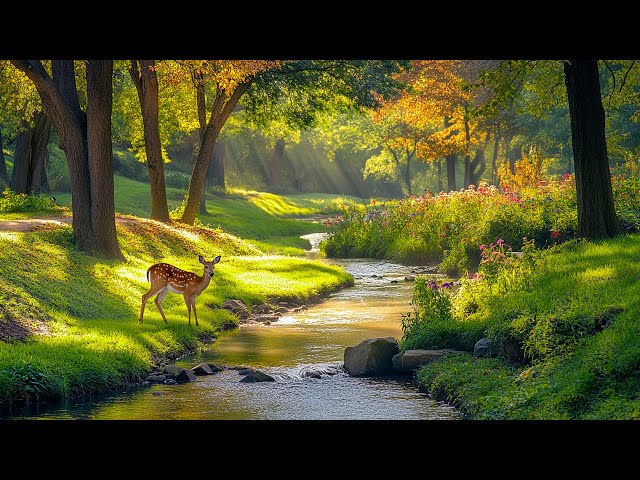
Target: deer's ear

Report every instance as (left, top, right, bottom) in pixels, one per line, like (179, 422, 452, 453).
(213, 255, 221, 264)
(199, 255, 205, 264)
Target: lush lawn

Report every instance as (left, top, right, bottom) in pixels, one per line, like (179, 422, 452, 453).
(0, 217, 352, 405)
(410, 234, 640, 419)
(51, 175, 368, 254)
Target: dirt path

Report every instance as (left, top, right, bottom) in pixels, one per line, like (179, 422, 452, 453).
(0, 215, 138, 232)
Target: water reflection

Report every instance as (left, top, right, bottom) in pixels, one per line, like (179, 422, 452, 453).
(2, 256, 459, 420)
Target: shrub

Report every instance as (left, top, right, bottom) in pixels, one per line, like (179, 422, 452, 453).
(0, 187, 61, 214)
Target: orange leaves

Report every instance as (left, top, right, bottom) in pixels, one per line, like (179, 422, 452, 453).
(498, 152, 544, 190)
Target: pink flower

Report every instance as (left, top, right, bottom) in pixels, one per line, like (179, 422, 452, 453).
(496, 239, 504, 246)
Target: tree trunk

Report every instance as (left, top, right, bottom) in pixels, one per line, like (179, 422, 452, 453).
(269, 138, 285, 187)
(463, 105, 471, 188)
(564, 59, 622, 239)
(30, 111, 51, 194)
(129, 60, 170, 222)
(11, 113, 51, 194)
(443, 116, 457, 192)
(86, 60, 123, 259)
(491, 124, 500, 184)
(10, 120, 33, 194)
(180, 81, 250, 225)
(194, 70, 209, 216)
(208, 140, 225, 189)
(436, 159, 443, 192)
(0, 128, 6, 182)
(404, 149, 413, 196)
(469, 131, 490, 186)
(11, 59, 122, 259)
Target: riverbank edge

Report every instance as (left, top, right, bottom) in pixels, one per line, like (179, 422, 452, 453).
(1, 277, 354, 411)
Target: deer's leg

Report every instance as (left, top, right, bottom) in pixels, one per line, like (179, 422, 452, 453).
(154, 288, 169, 323)
(191, 297, 199, 326)
(184, 294, 192, 326)
(140, 282, 166, 323)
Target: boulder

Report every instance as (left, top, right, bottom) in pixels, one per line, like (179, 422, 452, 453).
(163, 364, 183, 376)
(474, 338, 499, 357)
(222, 299, 247, 312)
(392, 349, 467, 373)
(343, 337, 399, 377)
(164, 379, 177, 385)
(237, 368, 257, 376)
(145, 374, 166, 383)
(206, 363, 226, 372)
(191, 363, 214, 375)
(176, 369, 197, 383)
(240, 371, 276, 383)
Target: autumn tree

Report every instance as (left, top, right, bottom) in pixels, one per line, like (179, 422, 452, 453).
(11, 60, 123, 259)
(129, 60, 170, 222)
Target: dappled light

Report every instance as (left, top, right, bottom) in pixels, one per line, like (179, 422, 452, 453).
(2, 58, 640, 420)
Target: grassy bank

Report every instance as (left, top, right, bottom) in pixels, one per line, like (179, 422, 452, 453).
(0, 217, 352, 405)
(51, 175, 367, 255)
(407, 234, 640, 419)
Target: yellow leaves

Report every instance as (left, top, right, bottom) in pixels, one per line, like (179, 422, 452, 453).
(498, 151, 544, 189)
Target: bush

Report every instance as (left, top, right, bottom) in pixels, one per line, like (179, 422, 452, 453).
(0, 187, 61, 214)
(321, 175, 620, 276)
(164, 170, 191, 190)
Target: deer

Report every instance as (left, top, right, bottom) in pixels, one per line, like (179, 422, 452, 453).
(139, 255, 221, 326)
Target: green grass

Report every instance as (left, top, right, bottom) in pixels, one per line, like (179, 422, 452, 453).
(52, 176, 366, 254)
(413, 234, 640, 419)
(0, 217, 352, 405)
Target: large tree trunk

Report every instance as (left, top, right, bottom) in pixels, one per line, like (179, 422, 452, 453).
(564, 59, 622, 239)
(0, 127, 7, 181)
(11, 60, 122, 259)
(129, 60, 170, 222)
(194, 71, 209, 215)
(180, 81, 250, 225)
(269, 138, 285, 187)
(208, 140, 225, 189)
(86, 60, 122, 259)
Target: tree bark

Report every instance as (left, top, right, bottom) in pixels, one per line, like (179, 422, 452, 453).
(269, 138, 285, 187)
(30, 111, 51, 194)
(564, 59, 622, 239)
(194, 70, 209, 215)
(10, 120, 33, 194)
(0, 127, 7, 181)
(10, 112, 51, 194)
(11, 60, 122, 259)
(129, 60, 170, 222)
(180, 81, 250, 225)
(86, 60, 123, 259)
(436, 159, 443, 192)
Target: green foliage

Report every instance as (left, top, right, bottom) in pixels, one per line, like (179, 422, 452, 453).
(0, 187, 63, 215)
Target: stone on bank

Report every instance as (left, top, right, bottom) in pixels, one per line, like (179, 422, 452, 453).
(343, 337, 400, 376)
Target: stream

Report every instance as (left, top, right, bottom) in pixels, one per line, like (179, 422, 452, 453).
(2, 233, 459, 420)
